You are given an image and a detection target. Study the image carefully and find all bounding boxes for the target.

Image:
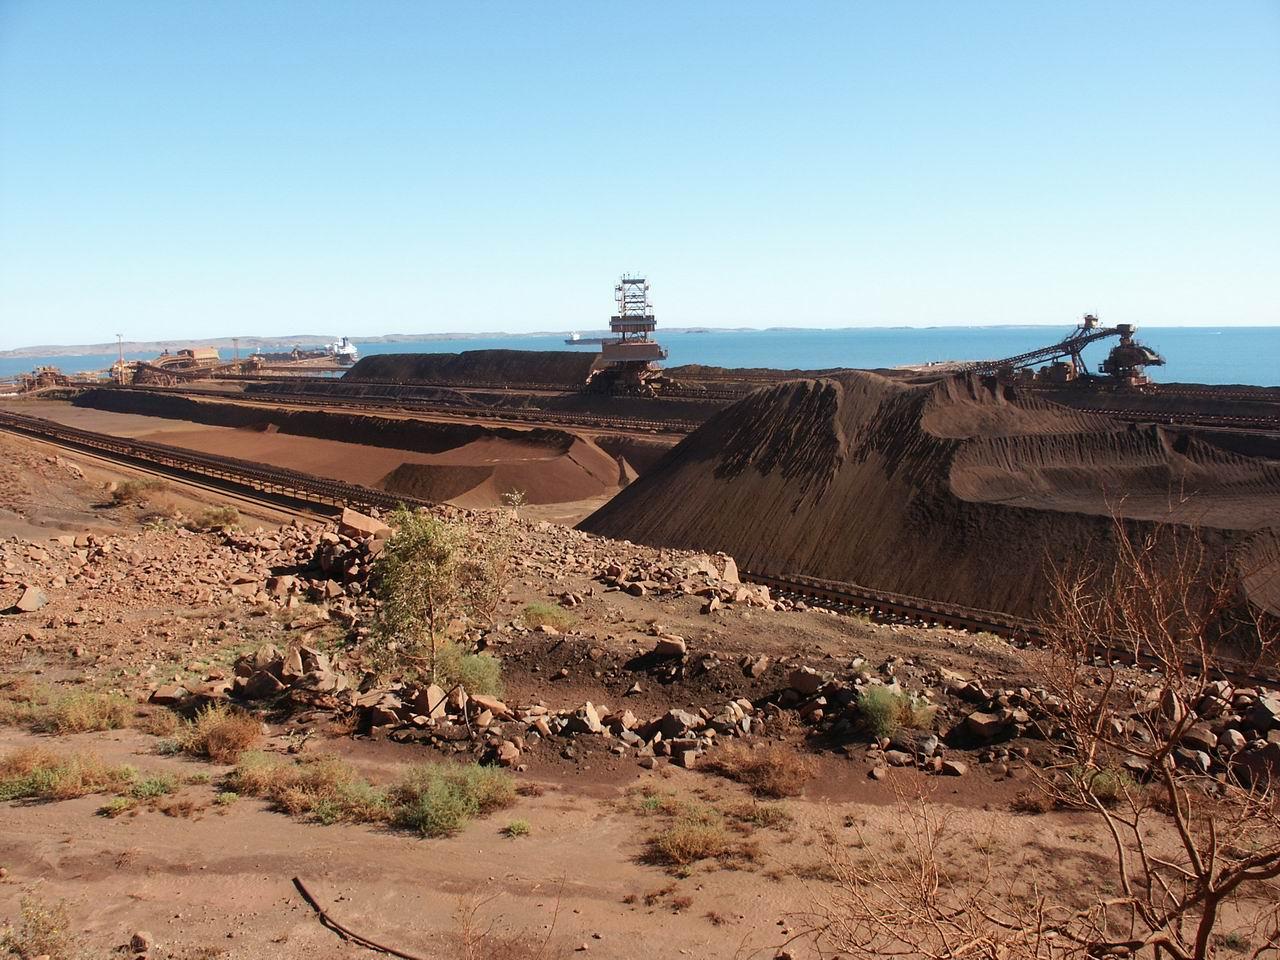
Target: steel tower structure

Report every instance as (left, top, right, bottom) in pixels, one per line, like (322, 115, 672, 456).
(600, 275, 666, 369)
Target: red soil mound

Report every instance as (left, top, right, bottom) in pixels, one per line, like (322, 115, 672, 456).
(379, 436, 627, 507)
(580, 372, 1280, 620)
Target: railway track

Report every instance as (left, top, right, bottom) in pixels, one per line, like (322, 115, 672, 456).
(747, 571, 1278, 688)
(1074, 407, 1280, 431)
(1154, 386, 1280, 403)
(0, 409, 435, 516)
(743, 571, 1043, 639)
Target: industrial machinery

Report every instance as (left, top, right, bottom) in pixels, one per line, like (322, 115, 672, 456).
(958, 315, 1165, 387)
(250, 337, 359, 366)
(16, 366, 74, 392)
(581, 275, 669, 393)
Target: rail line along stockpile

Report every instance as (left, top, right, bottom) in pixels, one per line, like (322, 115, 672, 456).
(2, 284, 1280, 960)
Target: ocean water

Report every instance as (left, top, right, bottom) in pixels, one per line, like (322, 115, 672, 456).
(3, 326, 1277, 387)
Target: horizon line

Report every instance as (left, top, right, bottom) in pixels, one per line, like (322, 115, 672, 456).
(4, 321, 1279, 356)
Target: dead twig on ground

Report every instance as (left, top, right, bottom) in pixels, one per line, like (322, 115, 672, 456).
(292, 876, 430, 960)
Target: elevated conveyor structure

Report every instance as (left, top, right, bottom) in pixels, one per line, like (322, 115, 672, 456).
(956, 315, 1165, 385)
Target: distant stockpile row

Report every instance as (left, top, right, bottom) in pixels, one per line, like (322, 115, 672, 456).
(580, 372, 1280, 621)
(343, 350, 601, 388)
(71, 388, 629, 508)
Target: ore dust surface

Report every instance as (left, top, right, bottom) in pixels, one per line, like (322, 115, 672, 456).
(13, 400, 620, 521)
(0, 429, 1146, 959)
(582, 371, 1280, 620)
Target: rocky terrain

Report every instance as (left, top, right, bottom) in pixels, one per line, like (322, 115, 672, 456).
(1, 428, 1277, 959)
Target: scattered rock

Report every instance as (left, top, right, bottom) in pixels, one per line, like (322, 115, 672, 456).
(337, 507, 392, 540)
(130, 931, 154, 953)
(13, 586, 48, 613)
(652, 636, 687, 658)
(148, 685, 188, 706)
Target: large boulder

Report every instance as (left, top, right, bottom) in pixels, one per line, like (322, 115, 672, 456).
(338, 508, 392, 541)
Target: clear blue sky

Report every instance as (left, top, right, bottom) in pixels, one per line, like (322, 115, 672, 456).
(1, 1, 1277, 349)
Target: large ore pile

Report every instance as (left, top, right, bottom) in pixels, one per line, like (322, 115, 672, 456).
(580, 371, 1280, 621)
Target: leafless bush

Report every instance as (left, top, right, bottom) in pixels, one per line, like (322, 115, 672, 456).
(794, 520, 1280, 960)
(455, 879, 562, 960)
(707, 743, 815, 798)
(1024, 520, 1280, 959)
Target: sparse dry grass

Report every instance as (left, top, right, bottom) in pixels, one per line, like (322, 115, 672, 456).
(520, 602, 577, 632)
(707, 744, 814, 798)
(229, 752, 383, 823)
(648, 821, 733, 865)
(1, 892, 73, 960)
(135, 707, 182, 738)
(722, 799, 794, 830)
(42, 692, 133, 734)
(1011, 789, 1052, 815)
(185, 506, 240, 532)
(631, 784, 783, 872)
(175, 703, 261, 763)
(229, 752, 514, 837)
(0, 681, 132, 736)
(0, 746, 135, 802)
(110, 477, 166, 506)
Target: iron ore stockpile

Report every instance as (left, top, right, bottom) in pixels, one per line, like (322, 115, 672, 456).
(581, 370, 1280, 623)
(343, 348, 602, 387)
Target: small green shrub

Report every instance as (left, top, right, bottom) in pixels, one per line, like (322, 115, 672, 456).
(368, 507, 511, 681)
(215, 791, 239, 806)
(131, 773, 178, 799)
(98, 796, 136, 818)
(856, 686, 903, 737)
(1079, 766, 1137, 807)
(502, 818, 531, 837)
(391, 762, 516, 838)
(230, 752, 513, 837)
(435, 642, 503, 696)
(856, 687, 937, 738)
